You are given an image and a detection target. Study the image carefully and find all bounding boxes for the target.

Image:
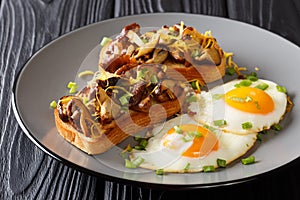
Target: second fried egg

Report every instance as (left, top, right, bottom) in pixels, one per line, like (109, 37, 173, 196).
(130, 114, 257, 172)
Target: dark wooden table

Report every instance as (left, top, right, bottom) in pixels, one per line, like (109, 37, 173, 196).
(1, 0, 299, 199)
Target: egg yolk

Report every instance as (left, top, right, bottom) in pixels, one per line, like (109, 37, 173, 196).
(166, 124, 219, 158)
(225, 87, 274, 114)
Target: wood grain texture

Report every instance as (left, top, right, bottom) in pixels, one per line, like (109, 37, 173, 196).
(1, 0, 299, 199)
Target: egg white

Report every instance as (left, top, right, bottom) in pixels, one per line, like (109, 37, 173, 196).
(190, 79, 287, 135)
(130, 114, 257, 172)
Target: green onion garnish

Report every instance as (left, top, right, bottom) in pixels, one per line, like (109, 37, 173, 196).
(67, 81, 77, 88)
(230, 97, 245, 103)
(259, 130, 268, 135)
(235, 80, 252, 88)
(151, 74, 158, 84)
(49, 100, 57, 109)
(212, 94, 224, 100)
(245, 96, 253, 102)
(272, 124, 282, 131)
(139, 139, 148, 149)
(155, 169, 164, 175)
(276, 85, 287, 93)
(217, 158, 227, 168)
(226, 67, 235, 76)
(192, 49, 200, 58)
(184, 163, 191, 171)
(186, 95, 198, 103)
(246, 75, 258, 82)
(189, 130, 202, 138)
(174, 125, 183, 134)
(132, 156, 144, 167)
(242, 122, 253, 130)
(67, 81, 78, 94)
(182, 134, 193, 142)
(255, 83, 269, 90)
(213, 119, 227, 127)
(134, 135, 142, 141)
(256, 134, 262, 141)
(190, 81, 201, 92)
(119, 94, 131, 106)
(100, 36, 112, 46)
(241, 156, 255, 165)
(125, 159, 136, 168)
(203, 165, 215, 172)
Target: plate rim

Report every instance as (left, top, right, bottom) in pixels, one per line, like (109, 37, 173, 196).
(11, 12, 300, 189)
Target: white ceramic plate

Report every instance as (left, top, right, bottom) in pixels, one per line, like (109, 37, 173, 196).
(12, 13, 300, 188)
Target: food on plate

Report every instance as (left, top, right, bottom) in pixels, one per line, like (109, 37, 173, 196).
(52, 22, 293, 173)
(189, 78, 288, 134)
(54, 63, 193, 154)
(99, 22, 226, 84)
(129, 77, 291, 172)
(130, 114, 257, 172)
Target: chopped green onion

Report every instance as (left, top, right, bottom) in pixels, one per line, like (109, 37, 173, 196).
(254, 101, 261, 110)
(230, 97, 245, 103)
(137, 68, 148, 80)
(276, 85, 287, 93)
(49, 100, 57, 109)
(82, 97, 89, 104)
(174, 125, 183, 134)
(272, 124, 282, 131)
(217, 158, 227, 168)
(203, 124, 217, 133)
(182, 134, 193, 142)
(242, 122, 253, 130)
(241, 156, 255, 165)
(69, 86, 78, 94)
(119, 94, 130, 106)
(134, 145, 144, 150)
(139, 139, 148, 148)
(213, 119, 227, 127)
(246, 75, 258, 82)
(134, 135, 142, 141)
(125, 159, 136, 168)
(67, 81, 77, 88)
(203, 165, 215, 172)
(249, 72, 257, 77)
(155, 169, 164, 175)
(141, 37, 148, 44)
(256, 134, 262, 141)
(184, 163, 190, 171)
(186, 95, 198, 103)
(150, 74, 158, 84)
(192, 49, 200, 58)
(255, 83, 269, 90)
(190, 81, 201, 92)
(235, 80, 252, 88)
(67, 81, 78, 94)
(212, 94, 224, 100)
(100, 36, 112, 46)
(245, 96, 253, 102)
(259, 130, 268, 135)
(132, 156, 144, 167)
(226, 67, 236, 75)
(189, 130, 202, 138)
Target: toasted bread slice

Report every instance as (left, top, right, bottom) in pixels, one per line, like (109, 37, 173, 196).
(54, 93, 184, 154)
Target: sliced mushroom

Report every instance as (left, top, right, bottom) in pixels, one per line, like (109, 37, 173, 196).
(134, 32, 160, 58)
(66, 97, 101, 137)
(145, 49, 169, 64)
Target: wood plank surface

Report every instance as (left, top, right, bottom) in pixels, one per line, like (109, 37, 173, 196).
(1, 0, 299, 199)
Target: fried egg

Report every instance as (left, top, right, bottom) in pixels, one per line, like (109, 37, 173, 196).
(130, 114, 257, 172)
(190, 79, 287, 134)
